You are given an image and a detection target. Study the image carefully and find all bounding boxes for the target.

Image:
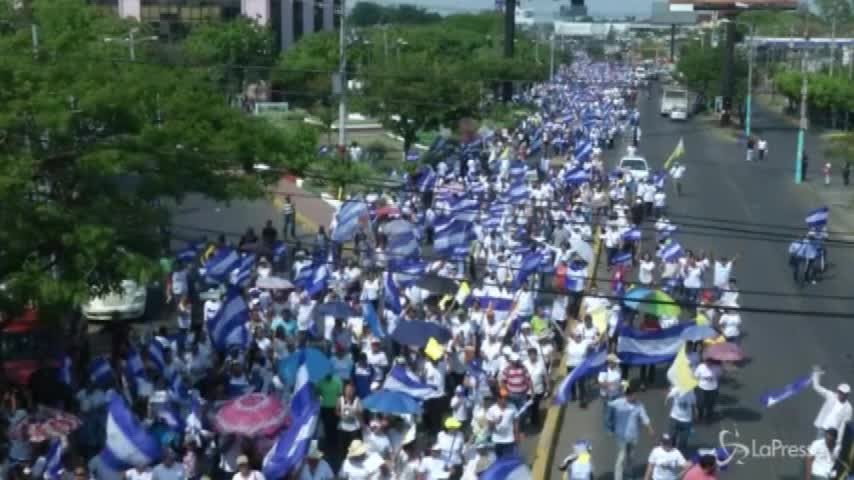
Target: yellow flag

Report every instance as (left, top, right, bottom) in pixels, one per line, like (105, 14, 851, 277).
(664, 137, 685, 170)
(424, 337, 444, 361)
(695, 312, 709, 326)
(439, 294, 453, 311)
(455, 281, 471, 304)
(589, 307, 608, 335)
(667, 343, 698, 393)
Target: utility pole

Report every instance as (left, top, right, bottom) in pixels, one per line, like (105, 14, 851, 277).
(795, 12, 808, 185)
(745, 22, 755, 139)
(338, 0, 347, 151)
(502, 0, 516, 102)
(31, 24, 38, 57)
(549, 33, 556, 83)
(830, 17, 836, 75)
(382, 25, 389, 63)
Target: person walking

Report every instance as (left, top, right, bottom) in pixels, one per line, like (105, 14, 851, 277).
(811, 367, 852, 440)
(643, 434, 689, 480)
(823, 163, 832, 186)
(805, 428, 840, 480)
(842, 161, 851, 186)
(745, 136, 755, 162)
(757, 137, 768, 160)
(281, 195, 296, 239)
(608, 380, 655, 480)
(694, 359, 721, 423)
(666, 387, 696, 453)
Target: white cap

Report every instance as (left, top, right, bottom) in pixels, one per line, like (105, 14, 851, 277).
(508, 352, 521, 362)
(838, 383, 851, 394)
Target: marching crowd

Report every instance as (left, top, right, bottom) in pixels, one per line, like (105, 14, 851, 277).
(2, 55, 851, 480)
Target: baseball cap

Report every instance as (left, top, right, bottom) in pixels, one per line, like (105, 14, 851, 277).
(838, 383, 851, 394)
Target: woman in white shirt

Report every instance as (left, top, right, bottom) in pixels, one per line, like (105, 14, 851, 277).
(716, 309, 742, 343)
(337, 383, 363, 456)
(693, 359, 721, 422)
(638, 253, 655, 286)
(361, 273, 380, 310)
(565, 332, 591, 405)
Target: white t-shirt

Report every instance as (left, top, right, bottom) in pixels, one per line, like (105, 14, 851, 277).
(647, 446, 688, 480)
(682, 265, 704, 289)
(713, 261, 733, 288)
(339, 452, 384, 480)
(667, 388, 696, 423)
(694, 363, 719, 391)
(566, 339, 591, 368)
(298, 460, 335, 480)
(808, 439, 839, 478)
(171, 270, 188, 297)
(126, 469, 153, 480)
(718, 313, 741, 338)
(639, 261, 655, 285)
(486, 404, 517, 444)
(653, 191, 666, 208)
(598, 368, 622, 397)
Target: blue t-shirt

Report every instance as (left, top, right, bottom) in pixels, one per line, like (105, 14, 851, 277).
(353, 364, 375, 399)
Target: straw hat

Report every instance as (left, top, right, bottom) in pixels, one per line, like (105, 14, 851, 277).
(347, 439, 367, 457)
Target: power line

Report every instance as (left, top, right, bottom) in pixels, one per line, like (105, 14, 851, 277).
(166, 222, 854, 304)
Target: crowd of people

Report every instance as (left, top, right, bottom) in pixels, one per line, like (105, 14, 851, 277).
(2, 54, 850, 480)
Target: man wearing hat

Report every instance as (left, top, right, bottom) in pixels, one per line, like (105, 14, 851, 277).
(232, 455, 264, 480)
(643, 434, 689, 480)
(597, 354, 623, 428)
(364, 419, 392, 459)
(297, 440, 334, 480)
(811, 367, 852, 440)
(340, 440, 384, 480)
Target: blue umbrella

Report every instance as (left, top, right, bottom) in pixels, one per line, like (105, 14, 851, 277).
(277, 348, 332, 385)
(390, 320, 452, 347)
(362, 389, 421, 415)
(622, 287, 653, 310)
(680, 325, 718, 342)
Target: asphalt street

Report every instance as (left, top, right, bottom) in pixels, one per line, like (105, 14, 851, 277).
(550, 88, 854, 479)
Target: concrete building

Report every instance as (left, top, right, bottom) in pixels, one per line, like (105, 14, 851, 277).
(98, 0, 339, 51)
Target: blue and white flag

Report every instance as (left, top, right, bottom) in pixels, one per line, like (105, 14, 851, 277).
(383, 365, 437, 399)
(622, 228, 641, 242)
(207, 288, 249, 353)
(450, 196, 479, 223)
(415, 166, 437, 192)
(389, 258, 426, 288)
(331, 200, 369, 243)
(204, 247, 241, 284)
(609, 250, 633, 266)
(806, 206, 829, 227)
(157, 403, 184, 432)
(511, 251, 544, 290)
(272, 240, 287, 261)
(44, 440, 64, 480)
(386, 224, 419, 260)
(434, 220, 472, 256)
(168, 372, 187, 401)
(147, 341, 166, 372)
(362, 302, 385, 338)
(617, 323, 692, 365)
(100, 395, 161, 471)
(262, 403, 319, 480)
(478, 455, 532, 480)
(509, 161, 527, 178)
(564, 167, 590, 185)
(469, 295, 514, 312)
(174, 243, 199, 263)
(554, 344, 607, 405)
(573, 140, 592, 162)
(508, 180, 529, 204)
(294, 263, 329, 297)
(290, 351, 318, 420)
(383, 272, 402, 315)
(657, 242, 684, 262)
(230, 254, 256, 288)
(759, 374, 812, 408)
(88, 357, 113, 387)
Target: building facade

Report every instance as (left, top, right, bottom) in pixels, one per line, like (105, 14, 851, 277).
(95, 0, 338, 51)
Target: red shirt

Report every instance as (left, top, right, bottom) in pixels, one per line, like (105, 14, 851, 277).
(683, 465, 717, 480)
(501, 365, 531, 395)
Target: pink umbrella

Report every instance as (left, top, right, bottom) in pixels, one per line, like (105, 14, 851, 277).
(704, 342, 745, 363)
(214, 393, 288, 437)
(13, 407, 81, 443)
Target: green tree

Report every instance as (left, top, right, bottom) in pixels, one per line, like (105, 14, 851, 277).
(349, 1, 441, 27)
(183, 17, 275, 100)
(0, 0, 317, 314)
(677, 41, 748, 103)
(273, 31, 339, 109)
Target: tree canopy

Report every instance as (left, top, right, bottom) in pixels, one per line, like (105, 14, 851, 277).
(349, 2, 441, 27)
(0, 0, 317, 314)
(676, 40, 748, 103)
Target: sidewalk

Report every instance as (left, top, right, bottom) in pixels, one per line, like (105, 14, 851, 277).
(271, 177, 336, 234)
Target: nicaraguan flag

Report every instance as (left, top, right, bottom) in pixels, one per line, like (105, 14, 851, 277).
(509, 160, 527, 178)
(272, 240, 287, 261)
(415, 166, 437, 192)
(573, 140, 592, 162)
(168, 372, 187, 401)
(389, 258, 426, 288)
(450, 196, 479, 223)
(100, 394, 161, 471)
(331, 200, 369, 243)
(290, 350, 318, 419)
(609, 250, 633, 266)
(554, 344, 607, 405)
(805, 206, 829, 227)
(387, 224, 419, 260)
(658, 242, 684, 262)
(204, 247, 241, 284)
(434, 220, 471, 255)
(294, 263, 329, 296)
(207, 288, 249, 353)
(157, 403, 184, 432)
(564, 167, 590, 185)
(88, 357, 113, 387)
(383, 272, 402, 315)
(383, 365, 437, 399)
(44, 439, 63, 480)
(508, 180, 529, 204)
(469, 295, 514, 312)
(478, 455, 532, 480)
(622, 228, 641, 242)
(617, 323, 692, 365)
(230, 253, 256, 288)
(263, 402, 319, 479)
(759, 374, 812, 408)
(362, 302, 385, 338)
(174, 243, 199, 262)
(511, 251, 544, 290)
(147, 341, 166, 372)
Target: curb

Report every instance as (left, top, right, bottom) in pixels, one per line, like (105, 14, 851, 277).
(530, 232, 603, 479)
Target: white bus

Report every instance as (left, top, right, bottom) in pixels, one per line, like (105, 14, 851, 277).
(660, 86, 692, 120)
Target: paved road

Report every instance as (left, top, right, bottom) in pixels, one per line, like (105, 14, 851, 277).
(550, 88, 854, 479)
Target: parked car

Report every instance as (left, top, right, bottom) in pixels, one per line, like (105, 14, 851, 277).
(618, 155, 650, 181)
(82, 279, 147, 321)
